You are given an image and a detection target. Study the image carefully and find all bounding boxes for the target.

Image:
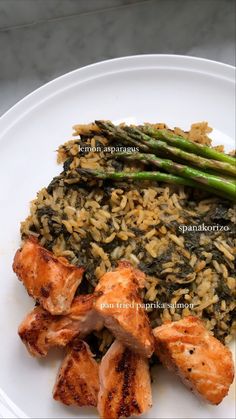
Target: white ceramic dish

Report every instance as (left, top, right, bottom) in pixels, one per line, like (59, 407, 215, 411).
(0, 55, 235, 419)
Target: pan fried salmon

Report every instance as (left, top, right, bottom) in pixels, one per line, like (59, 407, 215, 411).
(94, 261, 154, 358)
(98, 340, 152, 419)
(53, 340, 99, 407)
(18, 294, 103, 357)
(13, 237, 84, 314)
(153, 316, 234, 405)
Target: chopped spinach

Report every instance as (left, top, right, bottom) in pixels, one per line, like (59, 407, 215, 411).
(216, 281, 233, 301)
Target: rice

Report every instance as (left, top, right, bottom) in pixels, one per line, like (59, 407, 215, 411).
(21, 122, 236, 355)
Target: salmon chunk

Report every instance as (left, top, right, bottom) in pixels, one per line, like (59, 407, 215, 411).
(18, 294, 103, 357)
(94, 261, 154, 358)
(98, 340, 152, 419)
(13, 237, 84, 314)
(153, 316, 234, 405)
(53, 340, 99, 407)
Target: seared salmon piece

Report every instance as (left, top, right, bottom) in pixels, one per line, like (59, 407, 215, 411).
(94, 261, 154, 358)
(153, 316, 234, 405)
(98, 340, 152, 419)
(13, 237, 84, 314)
(18, 294, 103, 357)
(53, 339, 99, 407)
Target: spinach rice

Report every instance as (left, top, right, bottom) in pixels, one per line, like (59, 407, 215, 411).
(21, 122, 236, 358)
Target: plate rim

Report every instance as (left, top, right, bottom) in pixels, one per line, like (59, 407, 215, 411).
(0, 54, 235, 139)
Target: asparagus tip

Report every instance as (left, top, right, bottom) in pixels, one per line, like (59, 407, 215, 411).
(77, 168, 94, 177)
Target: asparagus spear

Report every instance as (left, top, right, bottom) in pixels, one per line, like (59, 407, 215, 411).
(125, 125, 236, 176)
(77, 168, 234, 201)
(96, 120, 149, 151)
(96, 121, 236, 176)
(112, 152, 236, 200)
(78, 168, 203, 187)
(141, 125, 236, 166)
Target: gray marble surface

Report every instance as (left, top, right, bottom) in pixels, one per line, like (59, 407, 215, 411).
(0, 0, 235, 116)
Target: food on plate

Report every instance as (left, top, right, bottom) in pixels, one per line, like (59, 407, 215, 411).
(18, 294, 103, 357)
(97, 339, 152, 419)
(97, 120, 236, 168)
(15, 120, 235, 417)
(13, 236, 84, 314)
(140, 124, 236, 165)
(79, 166, 235, 201)
(94, 260, 154, 358)
(94, 120, 236, 200)
(153, 316, 234, 405)
(21, 120, 235, 345)
(53, 339, 99, 407)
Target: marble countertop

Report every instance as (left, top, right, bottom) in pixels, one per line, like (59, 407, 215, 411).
(0, 0, 235, 116)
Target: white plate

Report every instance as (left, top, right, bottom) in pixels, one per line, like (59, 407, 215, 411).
(0, 55, 235, 419)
